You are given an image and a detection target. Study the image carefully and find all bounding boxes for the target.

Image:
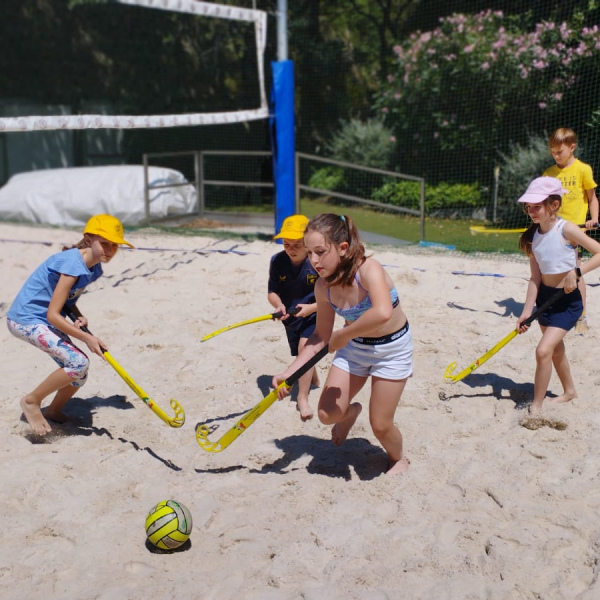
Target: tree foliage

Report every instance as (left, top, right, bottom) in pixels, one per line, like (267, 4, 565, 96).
(375, 9, 600, 182)
(4, 0, 600, 184)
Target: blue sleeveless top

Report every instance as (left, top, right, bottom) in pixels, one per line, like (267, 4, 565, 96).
(328, 275, 399, 322)
(8, 248, 103, 326)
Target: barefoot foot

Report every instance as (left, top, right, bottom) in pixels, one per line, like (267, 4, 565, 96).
(546, 391, 577, 404)
(331, 403, 362, 446)
(528, 400, 543, 417)
(20, 396, 52, 436)
(297, 398, 314, 421)
(387, 457, 410, 475)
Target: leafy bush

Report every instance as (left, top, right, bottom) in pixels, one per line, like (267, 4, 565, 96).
(426, 183, 481, 210)
(327, 118, 396, 170)
(375, 10, 600, 183)
(372, 181, 421, 210)
(372, 180, 482, 213)
(307, 166, 345, 192)
(494, 133, 551, 226)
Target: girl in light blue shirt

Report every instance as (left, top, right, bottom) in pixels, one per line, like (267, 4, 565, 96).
(6, 214, 133, 436)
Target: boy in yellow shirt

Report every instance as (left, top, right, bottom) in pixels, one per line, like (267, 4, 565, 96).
(543, 127, 599, 332)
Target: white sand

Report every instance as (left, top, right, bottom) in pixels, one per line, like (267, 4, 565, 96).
(1, 222, 600, 600)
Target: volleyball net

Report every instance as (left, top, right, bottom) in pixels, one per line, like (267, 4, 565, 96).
(0, 0, 269, 133)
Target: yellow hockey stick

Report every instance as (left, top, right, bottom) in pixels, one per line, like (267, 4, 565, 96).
(196, 345, 329, 452)
(67, 311, 185, 427)
(470, 223, 595, 235)
(444, 288, 566, 383)
(201, 307, 300, 342)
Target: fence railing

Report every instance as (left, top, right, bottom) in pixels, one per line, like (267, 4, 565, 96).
(142, 150, 425, 240)
(295, 152, 425, 240)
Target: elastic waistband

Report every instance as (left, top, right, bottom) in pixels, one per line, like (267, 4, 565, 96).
(353, 321, 409, 345)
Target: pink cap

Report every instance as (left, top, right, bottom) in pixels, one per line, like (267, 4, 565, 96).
(517, 177, 568, 204)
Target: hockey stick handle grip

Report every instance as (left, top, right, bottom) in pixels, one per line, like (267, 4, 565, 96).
(285, 344, 329, 387)
(65, 308, 107, 351)
(272, 306, 301, 319)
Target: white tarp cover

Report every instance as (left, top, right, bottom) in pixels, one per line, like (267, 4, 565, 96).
(0, 165, 197, 226)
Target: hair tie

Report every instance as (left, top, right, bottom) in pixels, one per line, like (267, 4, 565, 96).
(340, 215, 346, 222)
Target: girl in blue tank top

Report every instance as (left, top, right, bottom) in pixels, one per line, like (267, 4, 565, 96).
(272, 213, 412, 475)
(6, 214, 133, 436)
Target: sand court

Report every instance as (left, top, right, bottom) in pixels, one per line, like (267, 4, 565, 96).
(1, 222, 600, 599)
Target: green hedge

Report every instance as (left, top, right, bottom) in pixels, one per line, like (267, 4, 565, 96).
(308, 168, 483, 214)
(372, 180, 482, 211)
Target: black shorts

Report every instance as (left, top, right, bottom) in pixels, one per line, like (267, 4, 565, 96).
(284, 316, 316, 356)
(536, 283, 583, 331)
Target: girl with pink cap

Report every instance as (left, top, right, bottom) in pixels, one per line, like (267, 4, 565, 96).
(517, 177, 600, 415)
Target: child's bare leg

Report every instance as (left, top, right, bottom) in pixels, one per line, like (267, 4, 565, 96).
(311, 369, 320, 387)
(295, 337, 315, 420)
(318, 367, 366, 446)
(44, 384, 79, 423)
(369, 377, 409, 474)
(546, 338, 577, 404)
(296, 368, 314, 420)
(21, 368, 74, 435)
(331, 403, 362, 446)
(530, 327, 568, 415)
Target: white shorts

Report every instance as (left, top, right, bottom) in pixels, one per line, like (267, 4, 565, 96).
(332, 325, 413, 380)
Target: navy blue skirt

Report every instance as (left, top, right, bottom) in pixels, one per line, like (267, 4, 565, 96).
(536, 283, 583, 331)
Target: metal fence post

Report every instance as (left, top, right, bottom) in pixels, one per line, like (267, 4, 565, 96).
(199, 151, 205, 218)
(420, 179, 425, 242)
(143, 153, 150, 226)
(193, 150, 202, 218)
(295, 152, 300, 213)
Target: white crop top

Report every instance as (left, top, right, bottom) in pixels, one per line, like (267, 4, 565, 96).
(532, 218, 577, 275)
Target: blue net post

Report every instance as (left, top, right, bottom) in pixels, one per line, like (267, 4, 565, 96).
(270, 60, 296, 240)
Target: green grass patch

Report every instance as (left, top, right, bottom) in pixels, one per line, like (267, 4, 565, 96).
(299, 197, 522, 254)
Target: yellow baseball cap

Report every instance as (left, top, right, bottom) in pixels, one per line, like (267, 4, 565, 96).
(273, 214, 309, 240)
(83, 214, 134, 248)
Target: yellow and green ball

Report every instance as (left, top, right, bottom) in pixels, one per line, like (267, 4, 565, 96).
(145, 500, 193, 550)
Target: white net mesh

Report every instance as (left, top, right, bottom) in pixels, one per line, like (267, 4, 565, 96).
(0, 0, 268, 132)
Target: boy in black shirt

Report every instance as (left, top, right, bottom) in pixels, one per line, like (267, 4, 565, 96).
(268, 215, 319, 419)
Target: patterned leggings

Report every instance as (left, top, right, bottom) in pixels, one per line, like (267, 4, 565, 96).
(7, 318, 89, 387)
